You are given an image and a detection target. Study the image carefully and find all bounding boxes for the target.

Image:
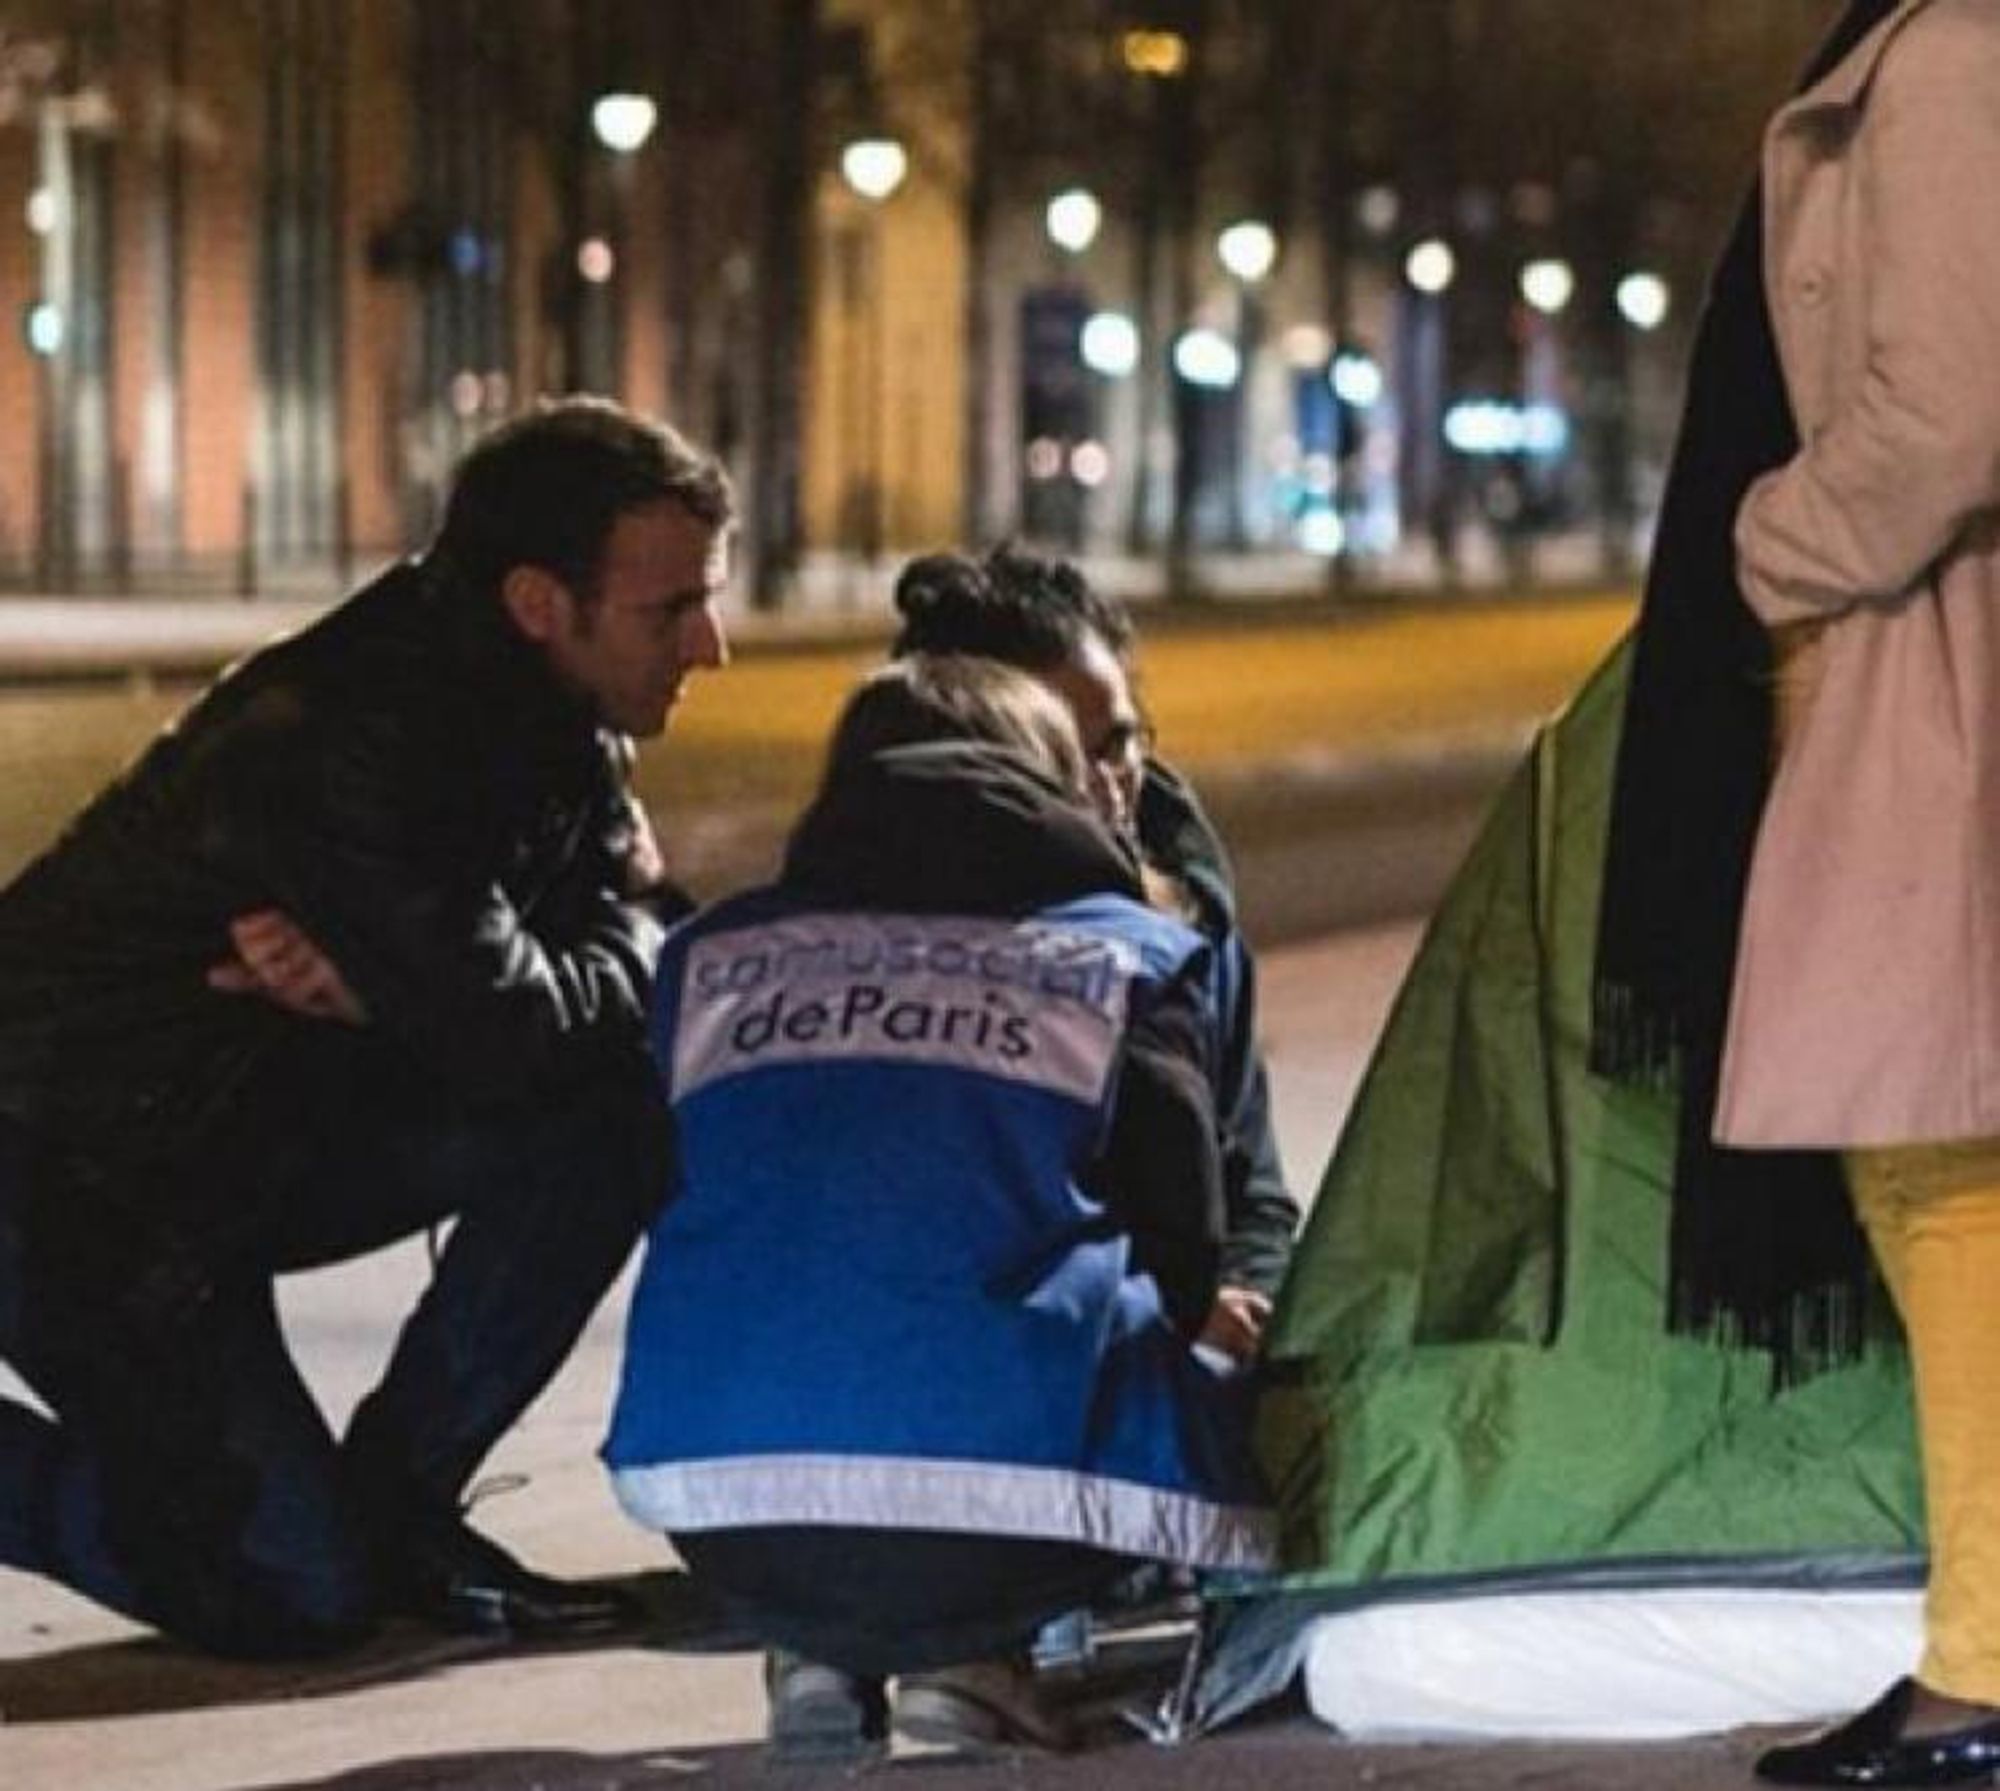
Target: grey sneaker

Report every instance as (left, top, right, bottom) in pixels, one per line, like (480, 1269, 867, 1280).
(764, 1650, 889, 1762)
(894, 1656, 1073, 1755)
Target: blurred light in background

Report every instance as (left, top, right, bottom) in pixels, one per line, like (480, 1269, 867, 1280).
(448, 228, 486, 278)
(840, 138, 908, 203)
(576, 236, 616, 284)
(1405, 238, 1456, 295)
(1519, 257, 1575, 315)
(1070, 440, 1111, 487)
(1298, 508, 1346, 557)
(1215, 219, 1277, 283)
(1357, 186, 1400, 237)
(24, 302, 63, 357)
(1045, 188, 1102, 254)
(590, 92, 658, 153)
(1330, 351, 1384, 408)
(1120, 29, 1189, 78)
(25, 187, 57, 236)
(1282, 324, 1333, 369)
(1173, 327, 1240, 390)
(1617, 271, 1671, 331)
(1024, 436, 1064, 480)
(1509, 182, 1558, 228)
(1080, 310, 1141, 378)
(1445, 399, 1571, 457)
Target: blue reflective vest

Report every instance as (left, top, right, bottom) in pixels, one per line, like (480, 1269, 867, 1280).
(604, 886, 1273, 1571)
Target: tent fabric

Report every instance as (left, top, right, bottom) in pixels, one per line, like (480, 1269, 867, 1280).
(1193, 640, 1922, 1734)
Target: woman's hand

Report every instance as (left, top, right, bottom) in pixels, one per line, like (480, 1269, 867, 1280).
(1197, 1285, 1272, 1364)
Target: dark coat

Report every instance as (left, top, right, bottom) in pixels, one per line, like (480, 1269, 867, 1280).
(0, 558, 666, 1261)
(1138, 761, 1298, 1296)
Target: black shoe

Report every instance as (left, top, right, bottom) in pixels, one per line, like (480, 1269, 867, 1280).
(1757, 1678, 2000, 1786)
(383, 1517, 643, 1643)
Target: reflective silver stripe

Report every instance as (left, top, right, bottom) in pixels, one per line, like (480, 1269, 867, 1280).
(610, 1454, 1275, 1572)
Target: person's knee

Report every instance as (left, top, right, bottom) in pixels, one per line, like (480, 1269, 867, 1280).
(135, 1544, 381, 1660)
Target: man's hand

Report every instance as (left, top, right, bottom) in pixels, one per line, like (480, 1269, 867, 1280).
(1196, 1285, 1273, 1365)
(207, 908, 369, 1026)
(618, 795, 670, 898)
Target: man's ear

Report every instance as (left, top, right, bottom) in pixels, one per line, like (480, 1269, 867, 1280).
(500, 564, 570, 643)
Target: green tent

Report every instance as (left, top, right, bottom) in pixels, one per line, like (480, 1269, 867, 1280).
(1193, 640, 1922, 1731)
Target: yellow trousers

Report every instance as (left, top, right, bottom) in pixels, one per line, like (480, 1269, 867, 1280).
(1770, 630, 2000, 1698)
(1846, 1143, 2000, 1703)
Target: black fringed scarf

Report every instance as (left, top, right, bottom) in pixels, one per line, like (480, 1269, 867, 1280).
(1591, 0, 1903, 1382)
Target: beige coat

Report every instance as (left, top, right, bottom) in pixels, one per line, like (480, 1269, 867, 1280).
(1716, 0, 2000, 1147)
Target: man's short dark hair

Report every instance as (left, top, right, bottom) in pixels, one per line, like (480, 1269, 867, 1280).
(890, 544, 1136, 671)
(433, 398, 735, 604)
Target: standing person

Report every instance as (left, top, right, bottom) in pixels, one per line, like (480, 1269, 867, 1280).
(604, 655, 1271, 1759)
(888, 547, 1298, 1362)
(0, 398, 733, 1659)
(1596, 2, 2000, 1781)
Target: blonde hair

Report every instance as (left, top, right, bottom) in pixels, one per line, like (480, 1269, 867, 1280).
(823, 653, 1089, 798)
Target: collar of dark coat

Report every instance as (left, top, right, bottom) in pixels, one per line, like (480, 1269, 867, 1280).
(783, 740, 1145, 915)
(1137, 757, 1236, 934)
(407, 553, 605, 759)
(1779, 0, 1931, 122)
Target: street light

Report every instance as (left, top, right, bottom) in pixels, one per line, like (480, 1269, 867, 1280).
(24, 301, 62, 357)
(1215, 219, 1278, 285)
(1519, 258, 1575, 316)
(841, 138, 907, 204)
(1045, 188, 1102, 256)
(557, 88, 658, 396)
(1331, 350, 1384, 409)
(1405, 238, 1457, 295)
(1173, 327, 1240, 391)
(1617, 271, 1671, 331)
(1081, 311, 1141, 379)
(590, 92, 657, 154)
(1121, 29, 1189, 78)
(838, 135, 907, 571)
(1212, 220, 1276, 548)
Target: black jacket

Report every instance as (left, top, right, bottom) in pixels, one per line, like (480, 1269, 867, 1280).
(0, 559, 666, 1213)
(1138, 760, 1298, 1296)
(783, 740, 1227, 1333)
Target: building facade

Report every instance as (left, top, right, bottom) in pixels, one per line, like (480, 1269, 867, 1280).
(0, 0, 1834, 603)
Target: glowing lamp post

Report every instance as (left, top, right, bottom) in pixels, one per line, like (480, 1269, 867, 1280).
(838, 136, 907, 570)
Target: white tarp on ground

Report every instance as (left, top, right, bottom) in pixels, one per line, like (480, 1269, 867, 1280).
(1304, 1588, 1923, 1741)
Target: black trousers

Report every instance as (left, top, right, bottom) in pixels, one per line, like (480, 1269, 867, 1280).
(0, 1050, 666, 1658)
(675, 1525, 1135, 1677)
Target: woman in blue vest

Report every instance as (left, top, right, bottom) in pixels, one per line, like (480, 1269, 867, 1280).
(603, 654, 1271, 1757)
